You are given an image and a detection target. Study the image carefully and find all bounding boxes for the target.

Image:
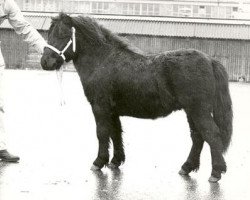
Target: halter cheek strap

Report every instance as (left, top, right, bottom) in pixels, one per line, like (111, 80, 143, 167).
(46, 27, 76, 61)
(72, 27, 76, 52)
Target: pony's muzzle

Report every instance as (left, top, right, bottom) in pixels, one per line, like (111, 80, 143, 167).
(41, 55, 63, 71)
(41, 56, 53, 70)
(40, 56, 48, 70)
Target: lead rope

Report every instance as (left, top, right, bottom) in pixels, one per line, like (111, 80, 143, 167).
(56, 66, 65, 106)
(51, 27, 76, 106)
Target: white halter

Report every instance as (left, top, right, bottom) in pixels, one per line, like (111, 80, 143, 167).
(46, 27, 76, 60)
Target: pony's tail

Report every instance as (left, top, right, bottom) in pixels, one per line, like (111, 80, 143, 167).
(212, 59, 233, 153)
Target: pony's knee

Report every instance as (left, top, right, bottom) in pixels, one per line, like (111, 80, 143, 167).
(191, 132, 203, 144)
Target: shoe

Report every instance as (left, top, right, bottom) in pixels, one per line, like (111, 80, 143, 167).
(0, 107, 4, 113)
(0, 150, 20, 162)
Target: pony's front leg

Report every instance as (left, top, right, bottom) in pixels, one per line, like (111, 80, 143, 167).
(91, 104, 112, 170)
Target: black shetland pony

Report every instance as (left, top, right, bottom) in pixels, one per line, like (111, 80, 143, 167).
(41, 13, 233, 182)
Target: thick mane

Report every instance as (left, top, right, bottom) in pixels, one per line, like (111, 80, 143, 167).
(50, 13, 144, 55)
(69, 14, 144, 55)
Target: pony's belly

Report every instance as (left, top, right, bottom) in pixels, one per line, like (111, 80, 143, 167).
(116, 100, 174, 119)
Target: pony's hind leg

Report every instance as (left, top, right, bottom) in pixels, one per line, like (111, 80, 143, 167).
(179, 114, 204, 176)
(190, 108, 226, 182)
(108, 116, 125, 168)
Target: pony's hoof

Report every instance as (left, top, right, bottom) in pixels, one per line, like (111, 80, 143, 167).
(108, 163, 119, 169)
(91, 165, 101, 171)
(179, 169, 189, 176)
(208, 176, 221, 183)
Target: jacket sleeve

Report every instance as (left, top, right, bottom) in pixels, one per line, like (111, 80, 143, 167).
(4, 0, 47, 54)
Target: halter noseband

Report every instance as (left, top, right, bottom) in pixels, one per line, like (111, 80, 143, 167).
(46, 27, 76, 60)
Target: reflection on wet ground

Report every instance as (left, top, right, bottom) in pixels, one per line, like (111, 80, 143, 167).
(0, 71, 249, 200)
(180, 175, 223, 200)
(92, 169, 123, 200)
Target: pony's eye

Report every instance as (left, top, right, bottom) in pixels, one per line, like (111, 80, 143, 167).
(55, 31, 70, 39)
(56, 30, 71, 39)
(58, 35, 70, 39)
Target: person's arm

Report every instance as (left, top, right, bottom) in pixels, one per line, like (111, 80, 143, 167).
(4, 0, 47, 54)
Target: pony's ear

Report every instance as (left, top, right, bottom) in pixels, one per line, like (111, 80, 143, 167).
(60, 13, 72, 26)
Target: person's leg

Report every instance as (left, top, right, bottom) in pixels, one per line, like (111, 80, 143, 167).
(0, 44, 7, 151)
(0, 108, 7, 151)
(0, 45, 19, 162)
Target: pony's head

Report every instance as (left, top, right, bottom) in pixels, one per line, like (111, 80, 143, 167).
(41, 13, 76, 71)
(41, 13, 143, 71)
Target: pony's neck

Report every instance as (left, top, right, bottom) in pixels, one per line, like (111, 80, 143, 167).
(72, 22, 145, 81)
(73, 43, 113, 80)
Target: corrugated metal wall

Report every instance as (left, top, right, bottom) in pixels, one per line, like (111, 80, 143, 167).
(124, 35, 250, 82)
(0, 29, 47, 69)
(0, 29, 29, 69)
(1, 29, 250, 81)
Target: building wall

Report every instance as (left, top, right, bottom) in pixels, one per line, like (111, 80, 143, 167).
(0, 29, 47, 69)
(0, 29, 28, 69)
(1, 28, 250, 81)
(124, 35, 250, 81)
(17, 0, 250, 19)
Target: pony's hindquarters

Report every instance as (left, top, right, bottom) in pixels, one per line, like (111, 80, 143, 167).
(212, 60, 233, 153)
(178, 53, 233, 182)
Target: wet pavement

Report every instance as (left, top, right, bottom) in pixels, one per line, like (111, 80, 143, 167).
(1, 70, 250, 200)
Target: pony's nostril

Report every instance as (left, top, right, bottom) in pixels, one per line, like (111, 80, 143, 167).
(52, 62, 58, 70)
(41, 58, 47, 69)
